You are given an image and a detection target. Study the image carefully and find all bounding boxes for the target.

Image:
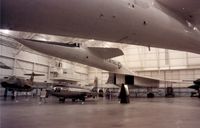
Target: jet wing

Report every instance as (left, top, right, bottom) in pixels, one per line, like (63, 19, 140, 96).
(156, 0, 200, 29)
(32, 81, 52, 89)
(24, 73, 45, 76)
(109, 67, 183, 88)
(88, 47, 124, 59)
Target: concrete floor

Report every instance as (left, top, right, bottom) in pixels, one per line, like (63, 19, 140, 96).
(0, 97, 200, 128)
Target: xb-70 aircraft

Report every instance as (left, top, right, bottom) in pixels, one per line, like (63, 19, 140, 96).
(1, 0, 200, 54)
(15, 38, 160, 88)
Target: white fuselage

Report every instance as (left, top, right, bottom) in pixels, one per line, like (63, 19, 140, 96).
(18, 39, 121, 72)
(1, 0, 200, 54)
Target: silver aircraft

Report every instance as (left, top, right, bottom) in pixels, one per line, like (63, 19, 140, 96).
(1, 0, 200, 54)
(47, 84, 97, 102)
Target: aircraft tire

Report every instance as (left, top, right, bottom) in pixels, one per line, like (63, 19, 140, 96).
(72, 99, 76, 102)
(80, 97, 85, 102)
(59, 97, 65, 103)
(147, 93, 154, 98)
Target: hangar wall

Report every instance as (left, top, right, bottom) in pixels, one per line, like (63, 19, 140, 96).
(115, 46, 200, 71)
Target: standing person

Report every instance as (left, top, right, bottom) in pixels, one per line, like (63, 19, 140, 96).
(40, 89, 47, 103)
(124, 84, 130, 103)
(118, 83, 130, 104)
(106, 88, 111, 99)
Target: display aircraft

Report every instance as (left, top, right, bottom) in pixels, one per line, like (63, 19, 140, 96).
(1, 0, 200, 54)
(188, 79, 200, 98)
(16, 38, 124, 73)
(1, 72, 45, 98)
(16, 38, 159, 88)
(47, 84, 97, 102)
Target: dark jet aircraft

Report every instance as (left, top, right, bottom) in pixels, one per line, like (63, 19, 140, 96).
(0, 62, 12, 69)
(47, 84, 97, 102)
(1, 72, 45, 98)
(188, 79, 200, 98)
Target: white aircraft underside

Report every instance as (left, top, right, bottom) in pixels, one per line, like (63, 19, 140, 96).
(1, 0, 200, 54)
(16, 39, 124, 72)
(16, 38, 160, 87)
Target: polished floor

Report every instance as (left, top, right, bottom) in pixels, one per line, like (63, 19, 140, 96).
(0, 97, 200, 128)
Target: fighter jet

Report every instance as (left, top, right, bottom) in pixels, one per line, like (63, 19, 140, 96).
(1, 72, 45, 98)
(47, 84, 97, 102)
(188, 79, 200, 98)
(188, 79, 200, 90)
(1, 0, 200, 54)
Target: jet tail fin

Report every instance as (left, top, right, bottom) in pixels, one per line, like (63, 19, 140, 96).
(24, 72, 45, 83)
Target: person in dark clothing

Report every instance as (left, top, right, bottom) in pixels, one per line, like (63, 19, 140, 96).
(118, 83, 130, 104)
(198, 88, 200, 98)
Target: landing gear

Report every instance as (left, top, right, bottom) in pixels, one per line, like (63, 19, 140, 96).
(147, 92, 154, 98)
(59, 97, 65, 103)
(80, 97, 85, 102)
(165, 87, 175, 97)
(72, 97, 85, 102)
(198, 90, 200, 98)
(11, 91, 15, 100)
(4, 88, 8, 100)
(147, 88, 154, 98)
(72, 99, 76, 102)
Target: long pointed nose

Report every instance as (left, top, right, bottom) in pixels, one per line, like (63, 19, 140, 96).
(15, 39, 40, 48)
